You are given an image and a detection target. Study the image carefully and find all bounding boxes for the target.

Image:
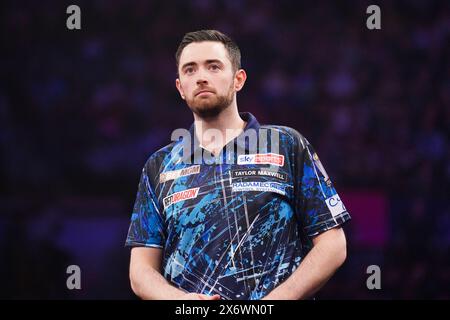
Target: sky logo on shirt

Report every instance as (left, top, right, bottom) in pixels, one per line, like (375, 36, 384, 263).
(163, 187, 200, 209)
(237, 153, 285, 166)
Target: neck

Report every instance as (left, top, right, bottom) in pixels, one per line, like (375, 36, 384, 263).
(193, 101, 246, 155)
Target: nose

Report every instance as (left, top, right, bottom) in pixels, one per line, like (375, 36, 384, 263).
(196, 77, 208, 86)
(196, 68, 209, 86)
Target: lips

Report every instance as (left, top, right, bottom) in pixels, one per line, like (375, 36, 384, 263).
(195, 89, 214, 96)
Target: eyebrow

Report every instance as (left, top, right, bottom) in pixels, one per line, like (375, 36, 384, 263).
(181, 59, 224, 71)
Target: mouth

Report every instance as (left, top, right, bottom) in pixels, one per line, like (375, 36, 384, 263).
(195, 90, 214, 96)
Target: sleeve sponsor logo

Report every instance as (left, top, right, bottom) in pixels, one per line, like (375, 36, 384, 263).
(163, 187, 200, 209)
(237, 153, 285, 166)
(232, 169, 286, 181)
(325, 194, 347, 218)
(231, 181, 286, 196)
(159, 165, 201, 183)
(312, 153, 332, 187)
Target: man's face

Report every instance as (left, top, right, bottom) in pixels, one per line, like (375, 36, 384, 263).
(176, 41, 244, 119)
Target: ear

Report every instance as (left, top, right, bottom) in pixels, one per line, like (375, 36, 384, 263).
(175, 78, 186, 100)
(234, 69, 247, 92)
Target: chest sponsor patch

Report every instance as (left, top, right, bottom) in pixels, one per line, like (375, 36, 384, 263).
(163, 187, 200, 209)
(231, 181, 286, 196)
(237, 153, 285, 167)
(231, 169, 286, 181)
(325, 194, 347, 218)
(159, 165, 200, 183)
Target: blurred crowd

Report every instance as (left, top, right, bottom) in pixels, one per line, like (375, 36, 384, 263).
(0, 0, 449, 299)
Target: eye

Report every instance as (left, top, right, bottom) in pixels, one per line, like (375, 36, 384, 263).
(184, 67, 194, 75)
(209, 64, 220, 71)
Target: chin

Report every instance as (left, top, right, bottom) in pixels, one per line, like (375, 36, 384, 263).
(187, 93, 232, 119)
(193, 106, 224, 119)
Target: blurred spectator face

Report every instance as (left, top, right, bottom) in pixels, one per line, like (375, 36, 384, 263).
(175, 41, 246, 118)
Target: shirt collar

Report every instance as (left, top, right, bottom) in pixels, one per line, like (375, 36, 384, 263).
(180, 112, 261, 164)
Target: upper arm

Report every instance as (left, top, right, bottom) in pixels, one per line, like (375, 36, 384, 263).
(129, 247, 165, 298)
(130, 247, 163, 273)
(312, 227, 346, 247)
(311, 227, 347, 266)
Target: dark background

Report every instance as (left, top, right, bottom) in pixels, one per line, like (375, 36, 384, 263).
(0, 0, 449, 299)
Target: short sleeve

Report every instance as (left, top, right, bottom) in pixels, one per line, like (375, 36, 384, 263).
(125, 167, 166, 248)
(295, 137, 351, 238)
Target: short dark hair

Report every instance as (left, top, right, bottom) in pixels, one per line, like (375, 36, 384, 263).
(175, 29, 241, 73)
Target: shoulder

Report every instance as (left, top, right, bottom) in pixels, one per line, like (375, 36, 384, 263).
(141, 140, 181, 177)
(260, 124, 310, 151)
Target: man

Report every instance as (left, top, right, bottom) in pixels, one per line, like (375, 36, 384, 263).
(125, 30, 350, 300)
